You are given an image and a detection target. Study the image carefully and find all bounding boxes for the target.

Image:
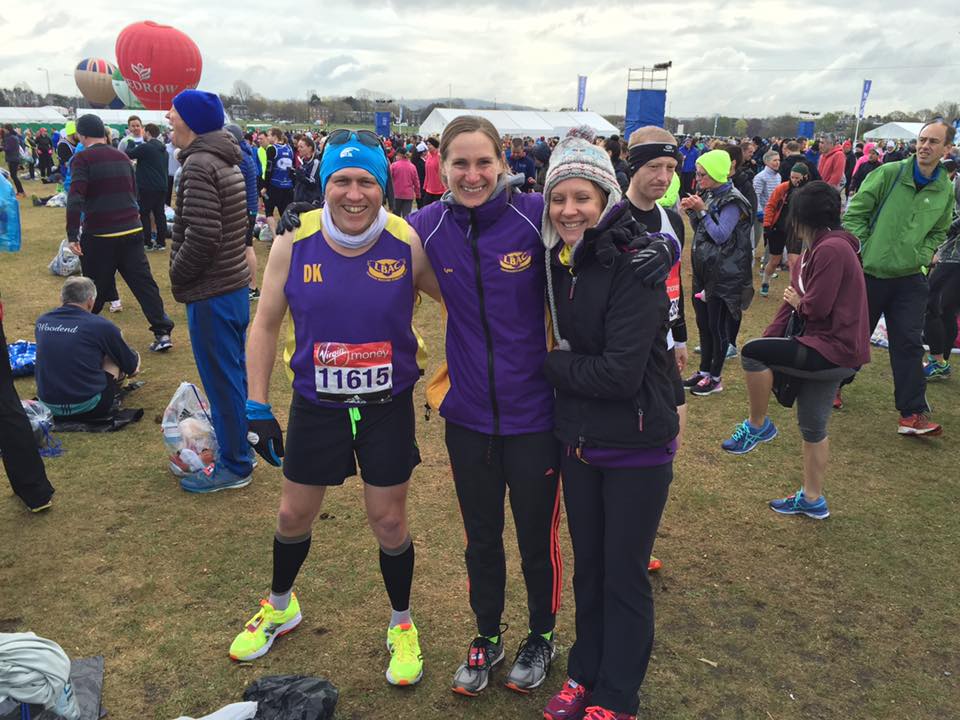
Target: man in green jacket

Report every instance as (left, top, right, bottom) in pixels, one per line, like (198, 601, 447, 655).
(843, 120, 956, 436)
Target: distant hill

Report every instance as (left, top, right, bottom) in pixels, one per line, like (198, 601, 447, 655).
(403, 97, 539, 111)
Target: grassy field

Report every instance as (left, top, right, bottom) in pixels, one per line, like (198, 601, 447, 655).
(1, 175, 958, 720)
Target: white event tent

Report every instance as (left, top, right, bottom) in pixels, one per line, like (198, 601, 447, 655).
(419, 108, 619, 138)
(863, 122, 924, 141)
(0, 106, 68, 126)
(80, 108, 172, 128)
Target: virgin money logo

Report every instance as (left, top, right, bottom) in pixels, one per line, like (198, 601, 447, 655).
(130, 63, 152, 81)
(315, 342, 350, 367)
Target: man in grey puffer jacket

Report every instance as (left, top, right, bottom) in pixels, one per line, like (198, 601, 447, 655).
(168, 89, 252, 493)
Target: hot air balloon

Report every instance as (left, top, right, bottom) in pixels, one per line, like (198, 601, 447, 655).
(111, 67, 144, 110)
(74, 58, 120, 108)
(115, 21, 202, 110)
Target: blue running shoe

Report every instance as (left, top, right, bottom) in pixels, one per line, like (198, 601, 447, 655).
(923, 359, 950, 380)
(722, 418, 778, 454)
(180, 463, 252, 493)
(726, 344, 738, 359)
(769, 489, 830, 519)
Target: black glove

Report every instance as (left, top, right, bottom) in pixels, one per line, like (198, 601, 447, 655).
(246, 400, 284, 466)
(630, 237, 676, 287)
(277, 201, 321, 236)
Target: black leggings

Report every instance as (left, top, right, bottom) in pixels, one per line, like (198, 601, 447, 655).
(924, 262, 960, 357)
(741, 336, 837, 372)
(445, 421, 562, 637)
(562, 457, 671, 715)
(693, 295, 733, 377)
(6, 162, 24, 194)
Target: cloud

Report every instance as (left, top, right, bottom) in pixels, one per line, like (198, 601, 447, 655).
(1, 1, 958, 116)
(29, 12, 70, 36)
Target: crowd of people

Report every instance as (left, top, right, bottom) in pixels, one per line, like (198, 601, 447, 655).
(1, 98, 958, 719)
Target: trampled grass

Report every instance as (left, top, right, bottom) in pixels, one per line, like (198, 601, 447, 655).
(1, 176, 958, 719)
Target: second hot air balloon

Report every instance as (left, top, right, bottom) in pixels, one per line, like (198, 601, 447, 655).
(74, 58, 120, 108)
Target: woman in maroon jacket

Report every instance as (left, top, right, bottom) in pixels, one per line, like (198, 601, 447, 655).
(721, 181, 870, 519)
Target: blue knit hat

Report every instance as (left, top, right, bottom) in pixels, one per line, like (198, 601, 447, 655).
(172, 89, 225, 135)
(320, 133, 389, 195)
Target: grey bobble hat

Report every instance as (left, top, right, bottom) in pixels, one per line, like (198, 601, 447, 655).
(541, 126, 622, 250)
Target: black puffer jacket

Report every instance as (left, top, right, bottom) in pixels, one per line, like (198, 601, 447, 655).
(543, 201, 679, 450)
(690, 184, 755, 318)
(169, 130, 250, 303)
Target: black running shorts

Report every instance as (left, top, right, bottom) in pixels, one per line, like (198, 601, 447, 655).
(282, 386, 421, 487)
(766, 229, 786, 257)
(264, 186, 294, 217)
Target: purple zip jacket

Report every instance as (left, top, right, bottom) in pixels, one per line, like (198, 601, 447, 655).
(409, 186, 553, 435)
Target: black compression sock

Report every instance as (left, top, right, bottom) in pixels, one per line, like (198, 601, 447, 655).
(272, 532, 312, 595)
(379, 536, 415, 613)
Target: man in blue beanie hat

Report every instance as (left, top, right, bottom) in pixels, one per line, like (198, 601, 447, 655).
(167, 89, 254, 493)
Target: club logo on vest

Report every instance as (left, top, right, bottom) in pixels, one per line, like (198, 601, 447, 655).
(367, 258, 407, 282)
(498, 251, 532, 273)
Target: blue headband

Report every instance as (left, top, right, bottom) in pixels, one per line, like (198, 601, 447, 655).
(320, 134, 389, 196)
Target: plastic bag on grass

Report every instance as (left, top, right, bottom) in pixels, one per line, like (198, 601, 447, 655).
(22, 400, 62, 457)
(8, 340, 36, 377)
(45, 192, 67, 208)
(162, 382, 218, 475)
(242, 675, 338, 720)
(870, 314, 889, 348)
(49, 238, 81, 277)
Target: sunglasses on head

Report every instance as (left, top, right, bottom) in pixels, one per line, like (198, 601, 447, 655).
(326, 129, 382, 148)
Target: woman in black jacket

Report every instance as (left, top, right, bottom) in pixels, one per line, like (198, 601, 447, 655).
(540, 127, 679, 720)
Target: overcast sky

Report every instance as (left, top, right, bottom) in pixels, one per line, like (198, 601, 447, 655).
(2, 1, 957, 118)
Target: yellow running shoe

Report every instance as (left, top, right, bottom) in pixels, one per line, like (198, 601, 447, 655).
(386, 622, 423, 686)
(229, 594, 302, 661)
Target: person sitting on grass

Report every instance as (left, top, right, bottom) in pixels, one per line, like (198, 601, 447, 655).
(35, 276, 140, 421)
(720, 181, 870, 520)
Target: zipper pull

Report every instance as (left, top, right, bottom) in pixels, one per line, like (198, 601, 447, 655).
(424, 403, 431, 422)
(569, 275, 578, 300)
(638, 408, 644, 432)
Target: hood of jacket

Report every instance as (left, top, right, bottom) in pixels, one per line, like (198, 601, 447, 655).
(179, 129, 242, 166)
(811, 228, 860, 255)
(822, 145, 845, 161)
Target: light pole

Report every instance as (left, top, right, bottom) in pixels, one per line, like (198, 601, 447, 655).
(37, 67, 51, 97)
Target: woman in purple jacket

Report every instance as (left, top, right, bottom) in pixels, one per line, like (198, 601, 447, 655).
(408, 116, 562, 696)
(720, 181, 871, 519)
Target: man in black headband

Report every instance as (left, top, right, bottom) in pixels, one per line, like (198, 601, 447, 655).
(624, 126, 689, 575)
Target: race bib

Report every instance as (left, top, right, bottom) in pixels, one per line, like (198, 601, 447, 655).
(314, 341, 393, 403)
(666, 261, 681, 322)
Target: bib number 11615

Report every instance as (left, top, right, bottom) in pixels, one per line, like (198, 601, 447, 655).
(314, 341, 393, 404)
